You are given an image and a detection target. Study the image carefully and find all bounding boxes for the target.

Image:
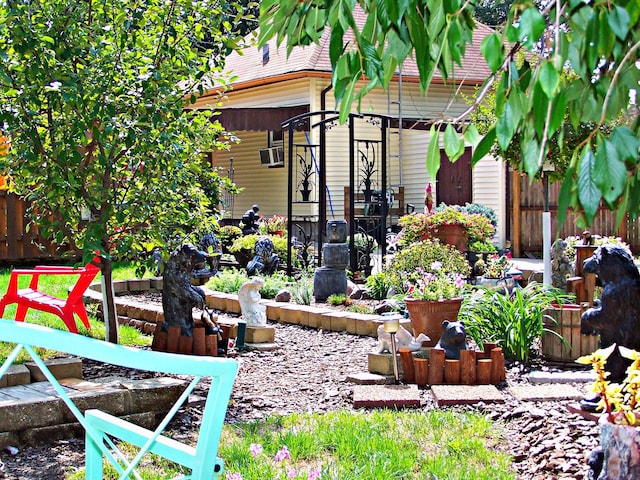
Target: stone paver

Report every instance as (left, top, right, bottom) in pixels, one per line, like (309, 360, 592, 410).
(508, 383, 585, 401)
(352, 384, 421, 409)
(430, 385, 505, 406)
(527, 370, 596, 384)
(345, 372, 394, 385)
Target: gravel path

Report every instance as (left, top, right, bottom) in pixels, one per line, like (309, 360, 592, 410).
(0, 315, 601, 479)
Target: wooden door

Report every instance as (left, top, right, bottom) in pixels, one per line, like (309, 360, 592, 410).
(436, 147, 472, 206)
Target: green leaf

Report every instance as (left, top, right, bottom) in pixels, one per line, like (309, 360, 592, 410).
(557, 163, 577, 229)
(518, 8, 546, 49)
(496, 102, 515, 151)
(426, 124, 441, 180)
(444, 123, 465, 162)
(480, 33, 504, 73)
(578, 146, 602, 223)
(594, 138, 626, 205)
(608, 5, 630, 40)
(463, 124, 481, 148)
(522, 135, 542, 178)
(538, 61, 560, 98)
(610, 127, 640, 165)
(472, 128, 496, 165)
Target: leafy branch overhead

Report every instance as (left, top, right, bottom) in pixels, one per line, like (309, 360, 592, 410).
(259, 0, 640, 226)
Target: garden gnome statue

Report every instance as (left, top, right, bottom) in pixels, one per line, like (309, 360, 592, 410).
(551, 238, 573, 291)
(238, 277, 267, 327)
(241, 204, 260, 235)
(424, 183, 434, 214)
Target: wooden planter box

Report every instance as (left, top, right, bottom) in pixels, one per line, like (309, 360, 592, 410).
(542, 304, 600, 362)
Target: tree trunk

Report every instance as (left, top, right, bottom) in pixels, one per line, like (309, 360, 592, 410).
(100, 256, 119, 344)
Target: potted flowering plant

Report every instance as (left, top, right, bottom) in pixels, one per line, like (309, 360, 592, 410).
(577, 344, 640, 479)
(403, 261, 466, 346)
(259, 215, 287, 236)
(397, 205, 495, 252)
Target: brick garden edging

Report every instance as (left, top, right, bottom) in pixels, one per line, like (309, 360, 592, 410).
(84, 279, 386, 339)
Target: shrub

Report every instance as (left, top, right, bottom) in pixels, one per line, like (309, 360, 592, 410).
(327, 294, 352, 306)
(365, 271, 394, 300)
(208, 268, 249, 293)
(459, 202, 498, 229)
(384, 240, 470, 292)
(229, 234, 296, 266)
(291, 273, 314, 305)
(217, 225, 242, 250)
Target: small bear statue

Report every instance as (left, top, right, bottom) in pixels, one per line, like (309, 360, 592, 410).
(434, 320, 468, 360)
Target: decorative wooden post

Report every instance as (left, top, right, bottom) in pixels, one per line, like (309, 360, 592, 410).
(490, 347, 503, 384)
(460, 349, 476, 385)
(428, 348, 445, 385)
(444, 359, 461, 384)
(477, 359, 492, 384)
(414, 358, 429, 387)
(399, 349, 415, 384)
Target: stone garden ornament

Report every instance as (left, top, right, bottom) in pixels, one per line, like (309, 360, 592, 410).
(435, 320, 469, 360)
(161, 243, 208, 337)
(246, 236, 280, 276)
(375, 325, 430, 354)
(580, 244, 640, 382)
(238, 277, 267, 327)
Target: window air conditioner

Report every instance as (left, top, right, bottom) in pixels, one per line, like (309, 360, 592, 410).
(259, 147, 285, 168)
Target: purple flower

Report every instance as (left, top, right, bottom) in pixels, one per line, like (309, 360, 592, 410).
(307, 467, 322, 480)
(249, 443, 263, 458)
(286, 466, 298, 478)
(226, 473, 243, 480)
(275, 445, 291, 462)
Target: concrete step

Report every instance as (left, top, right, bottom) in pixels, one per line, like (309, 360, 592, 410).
(0, 375, 189, 448)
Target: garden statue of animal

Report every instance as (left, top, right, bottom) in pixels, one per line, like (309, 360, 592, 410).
(162, 243, 208, 337)
(375, 325, 430, 354)
(247, 235, 280, 276)
(435, 320, 469, 360)
(551, 238, 574, 291)
(238, 277, 267, 327)
(198, 232, 222, 274)
(580, 244, 640, 382)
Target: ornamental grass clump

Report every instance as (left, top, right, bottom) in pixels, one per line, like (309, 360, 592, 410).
(459, 282, 573, 362)
(577, 344, 640, 425)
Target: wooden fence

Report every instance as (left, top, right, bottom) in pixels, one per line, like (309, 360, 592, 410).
(0, 191, 67, 264)
(511, 172, 640, 256)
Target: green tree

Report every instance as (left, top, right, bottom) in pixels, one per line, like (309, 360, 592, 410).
(0, 0, 247, 342)
(258, 0, 640, 227)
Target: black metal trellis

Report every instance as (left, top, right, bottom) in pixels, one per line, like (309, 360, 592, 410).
(281, 111, 392, 276)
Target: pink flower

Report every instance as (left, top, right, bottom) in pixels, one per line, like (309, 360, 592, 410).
(286, 467, 297, 478)
(307, 467, 322, 480)
(249, 443, 263, 458)
(226, 473, 243, 480)
(275, 445, 291, 462)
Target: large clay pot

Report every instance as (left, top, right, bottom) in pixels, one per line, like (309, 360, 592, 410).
(429, 223, 468, 251)
(597, 416, 640, 479)
(404, 297, 463, 347)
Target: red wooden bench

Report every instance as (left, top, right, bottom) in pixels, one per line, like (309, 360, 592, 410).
(0, 257, 100, 333)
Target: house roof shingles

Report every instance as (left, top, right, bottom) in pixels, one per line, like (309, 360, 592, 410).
(222, 9, 495, 90)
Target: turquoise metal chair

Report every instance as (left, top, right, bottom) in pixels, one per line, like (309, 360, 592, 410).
(0, 320, 238, 479)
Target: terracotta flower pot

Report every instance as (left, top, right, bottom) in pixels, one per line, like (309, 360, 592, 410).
(431, 223, 468, 251)
(404, 297, 463, 347)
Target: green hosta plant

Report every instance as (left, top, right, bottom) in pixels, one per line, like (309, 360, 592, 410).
(577, 344, 640, 426)
(459, 282, 573, 362)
